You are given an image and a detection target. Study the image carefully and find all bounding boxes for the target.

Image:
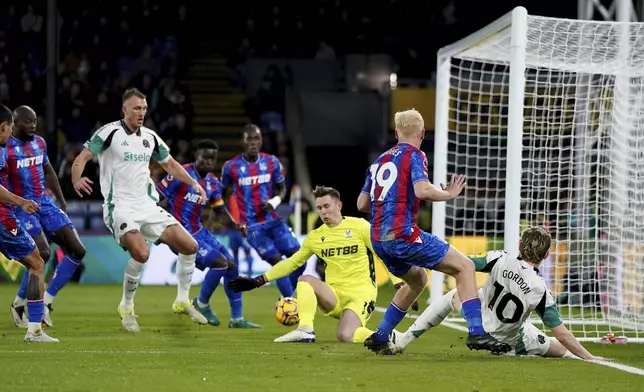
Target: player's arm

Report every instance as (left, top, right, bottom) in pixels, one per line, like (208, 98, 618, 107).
(44, 162, 66, 210)
(71, 148, 95, 197)
(409, 150, 465, 202)
(228, 239, 314, 292)
(357, 167, 372, 213)
(0, 183, 38, 213)
(220, 161, 234, 210)
(207, 181, 245, 233)
(264, 156, 287, 211)
(536, 291, 602, 360)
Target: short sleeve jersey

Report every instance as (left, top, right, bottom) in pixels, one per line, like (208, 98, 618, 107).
(83, 120, 170, 207)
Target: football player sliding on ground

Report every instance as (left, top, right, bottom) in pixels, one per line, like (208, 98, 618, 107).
(392, 226, 605, 361)
(229, 186, 403, 343)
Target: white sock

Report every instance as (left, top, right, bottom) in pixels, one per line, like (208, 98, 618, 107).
(176, 253, 195, 303)
(13, 296, 25, 307)
(402, 289, 456, 347)
(28, 322, 42, 334)
(197, 299, 208, 308)
(44, 292, 55, 305)
(120, 258, 144, 310)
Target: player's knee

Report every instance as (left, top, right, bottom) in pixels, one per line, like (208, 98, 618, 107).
(38, 248, 51, 263)
(457, 256, 475, 275)
(336, 329, 354, 343)
(68, 244, 86, 260)
(297, 274, 316, 284)
(130, 247, 150, 263)
(209, 257, 228, 270)
(184, 239, 198, 255)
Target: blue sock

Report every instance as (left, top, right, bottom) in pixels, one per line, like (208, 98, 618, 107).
(462, 297, 485, 336)
(224, 266, 243, 319)
(288, 264, 306, 291)
(27, 299, 44, 323)
(275, 277, 293, 297)
(245, 254, 253, 276)
(46, 255, 81, 297)
(374, 302, 407, 342)
(199, 268, 226, 305)
(17, 271, 28, 301)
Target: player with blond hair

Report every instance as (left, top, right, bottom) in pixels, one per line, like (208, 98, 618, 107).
(72, 88, 207, 332)
(391, 226, 605, 360)
(229, 186, 404, 343)
(358, 108, 511, 355)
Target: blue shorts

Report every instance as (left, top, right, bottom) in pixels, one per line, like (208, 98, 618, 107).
(16, 200, 72, 238)
(372, 230, 450, 277)
(247, 219, 300, 261)
(192, 228, 233, 271)
(228, 229, 251, 252)
(0, 219, 37, 261)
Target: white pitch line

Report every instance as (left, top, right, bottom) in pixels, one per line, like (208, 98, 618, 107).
(374, 306, 644, 376)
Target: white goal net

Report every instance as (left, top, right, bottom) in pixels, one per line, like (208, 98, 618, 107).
(432, 7, 644, 342)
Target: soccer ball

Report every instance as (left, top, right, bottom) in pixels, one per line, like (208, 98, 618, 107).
(275, 297, 299, 326)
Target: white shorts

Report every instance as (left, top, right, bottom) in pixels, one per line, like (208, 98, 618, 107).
(104, 203, 179, 244)
(499, 322, 552, 357)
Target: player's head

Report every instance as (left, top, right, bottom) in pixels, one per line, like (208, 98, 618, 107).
(0, 104, 14, 146)
(519, 226, 551, 265)
(313, 186, 342, 225)
(242, 124, 262, 157)
(12, 105, 37, 140)
(122, 88, 147, 129)
(394, 109, 425, 147)
(195, 139, 219, 174)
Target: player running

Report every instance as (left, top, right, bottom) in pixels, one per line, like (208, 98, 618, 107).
(8, 106, 85, 328)
(229, 186, 403, 343)
(221, 124, 304, 298)
(391, 226, 605, 360)
(156, 139, 260, 328)
(357, 109, 510, 355)
(71, 88, 207, 332)
(0, 105, 57, 342)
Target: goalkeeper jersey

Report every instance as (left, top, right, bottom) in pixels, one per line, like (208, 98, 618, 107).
(470, 251, 563, 344)
(265, 216, 395, 293)
(83, 120, 170, 208)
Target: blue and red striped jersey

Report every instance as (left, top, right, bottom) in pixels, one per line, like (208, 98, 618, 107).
(0, 147, 17, 226)
(157, 163, 225, 234)
(361, 143, 429, 242)
(5, 135, 50, 201)
(221, 153, 284, 226)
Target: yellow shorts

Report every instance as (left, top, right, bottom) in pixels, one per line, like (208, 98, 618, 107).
(321, 285, 377, 327)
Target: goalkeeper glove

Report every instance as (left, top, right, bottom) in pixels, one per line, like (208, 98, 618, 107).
(395, 282, 419, 311)
(227, 275, 267, 292)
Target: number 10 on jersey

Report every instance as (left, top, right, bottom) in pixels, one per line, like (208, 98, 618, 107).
(369, 162, 398, 201)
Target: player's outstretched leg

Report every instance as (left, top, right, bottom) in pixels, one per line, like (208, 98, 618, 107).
(159, 225, 207, 325)
(224, 263, 261, 329)
(194, 264, 227, 326)
(434, 246, 511, 354)
(365, 266, 426, 355)
(21, 249, 58, 343)
(44, 224, 86, 327)
(11, 230, 50, 328)
(392, 289, 458, 354)
(274, 275, 337, 343)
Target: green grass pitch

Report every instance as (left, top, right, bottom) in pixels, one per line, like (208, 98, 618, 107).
(1, 284, 643, 392)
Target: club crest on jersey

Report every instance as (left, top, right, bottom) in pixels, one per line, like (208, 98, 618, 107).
(259, 162, 267, 171)
(345, 230, 352, 238)
(16, 155, 44, 168)
(240, 166, 246, 173)
(143, 139, 150, 148)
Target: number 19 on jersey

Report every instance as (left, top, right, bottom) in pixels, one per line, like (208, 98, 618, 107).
(369, 162, 398, 201)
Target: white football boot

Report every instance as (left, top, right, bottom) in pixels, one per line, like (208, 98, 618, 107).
(10, 303, 28, 328)
(118, 306, 141, 333)
(172, 301, 208, 325)
(274, 328, 316, 343)
(24, 330, 59, 343)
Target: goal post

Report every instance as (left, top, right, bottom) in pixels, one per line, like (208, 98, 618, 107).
(432, 6, 644, 342)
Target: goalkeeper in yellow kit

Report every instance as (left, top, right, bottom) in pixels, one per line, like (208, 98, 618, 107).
(228, 185, 405, 343)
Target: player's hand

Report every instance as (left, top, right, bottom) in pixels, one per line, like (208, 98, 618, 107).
(18, 199, 40, 214)
(440, 174, 466, 199)
(59, 200, 67, 213)
(227, 275, 266, 292)
(193, 182, 207, 205)
(262, 201, 275, 212)
(395, 282, 419, 311)
(73, 177, 94, 197)
(235, 223, 248, 237)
